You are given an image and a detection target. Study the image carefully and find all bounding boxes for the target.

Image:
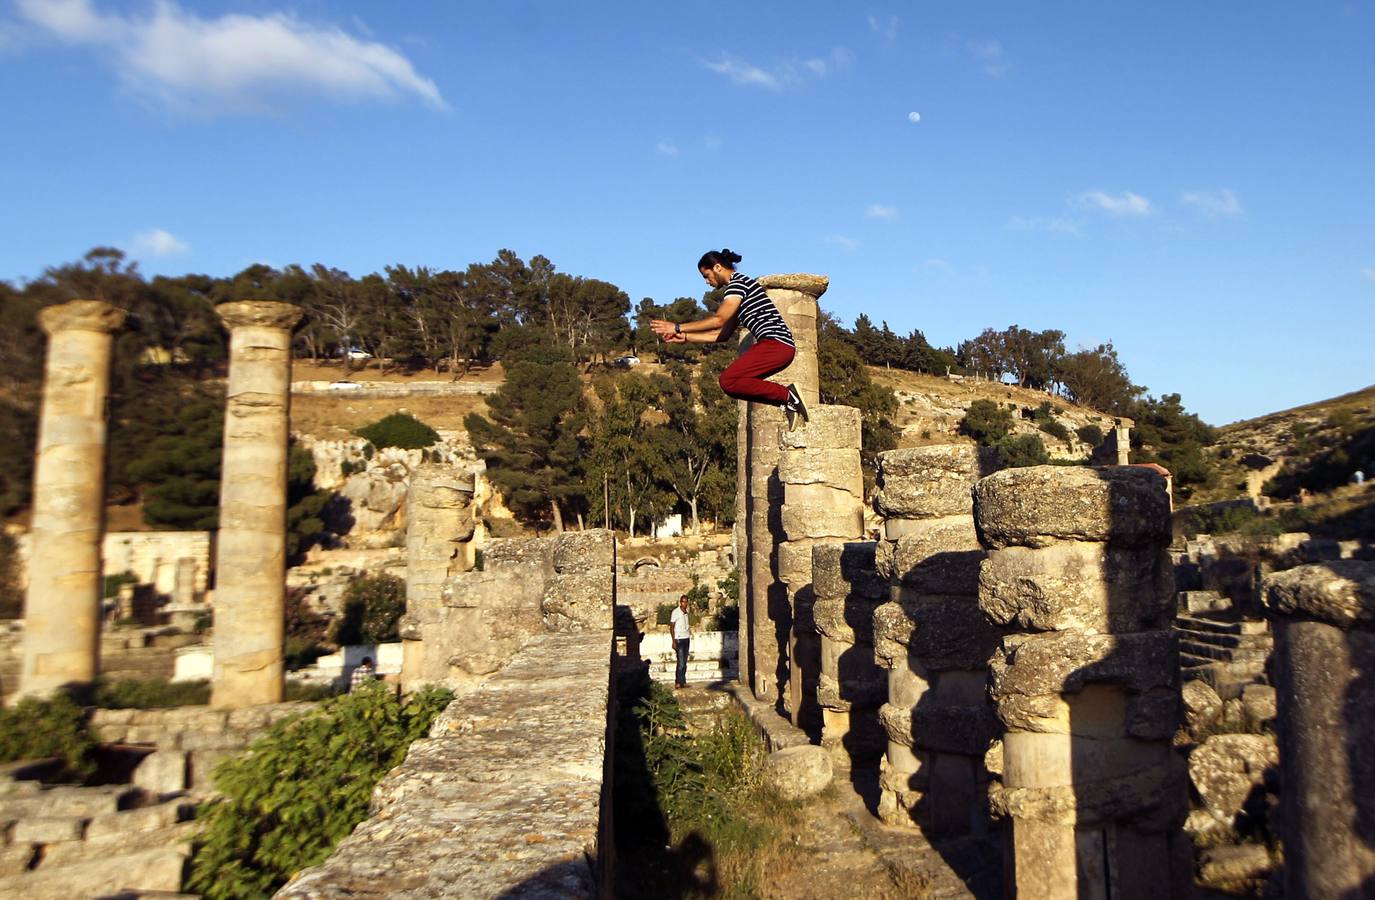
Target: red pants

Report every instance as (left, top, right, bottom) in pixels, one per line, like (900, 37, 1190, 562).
(718, 339, 795, 404)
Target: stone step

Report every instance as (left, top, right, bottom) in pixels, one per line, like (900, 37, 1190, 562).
(40, 820, 198, 868)
(1175, 615, 1269, 637)
(0, 784, 138, 821)
(1174, 628, 1272, 651)
(1177, 640, 1269, 664)
(0, 847, 186, 899)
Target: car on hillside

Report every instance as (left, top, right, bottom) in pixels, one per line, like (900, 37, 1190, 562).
(612, 354, 641, 367)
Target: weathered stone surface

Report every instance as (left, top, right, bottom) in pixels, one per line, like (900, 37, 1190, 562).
(1188, 734, 1277, 825)
(879, 702, 998, 755)
(777, 405, 860, 452)
(756, 272, 829, 298)
(879, 535, 985, 599)
(817, 667, 886, 711)
(811, 542, 887, 602)
(132, 749, 187, 795)
(0, 844, 34, 877)
(1181, 679, 1223, 737)
(542, 570, 614, 633)
(780, 503, 864, 541)
(1199, 844, 1273, 889)
(0, 847, 187, 898)
(990, 757, 1188, 831)
(978, 542, 1174, 632)
(11, 816, 84, 843)
(873, 445, 981, 519)
(0, 784, 132, 820)
(973, 465, 1171, 549)
(1240, 684, 1276, 729)
(1262, 559, 1375, 628)
(278, 632, 610, 899)
(777, 448, 863, 498)
(812, 597, 882, 645)
(989, 631, 1181, 738)
(872, 594, 1005, 672)
(551, 529, 615, 574)
(762, 745, 833, 800)
(86, 799, 192, 839)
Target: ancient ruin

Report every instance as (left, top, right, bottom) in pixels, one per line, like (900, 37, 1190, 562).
(19, 300, 126, 698)
(210, 300, 303, 708)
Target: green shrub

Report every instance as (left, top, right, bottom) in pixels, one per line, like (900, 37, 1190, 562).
(334, 573, 406, 645)
(353, 413, 439, 450)
(103, 570, 138, 599)
(1077, 424, 1105, 447)
(93, 678, 210, 709)
(0, 531, 21, 619)
(1186, 504, 1261, 536)
(1039, 419, 1071, 442)
(960, 399, 1014, 446)
(684, 576, 710, 614)
(996, 434, 1050, 468)
(187, 683, 452, 900)
(0, 694, 97, 778)
(717, 568, 739, 604)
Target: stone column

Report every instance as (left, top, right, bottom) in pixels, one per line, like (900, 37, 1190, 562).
(869, 445, 1003, 835)
(975, 466, 1187, 898)
(812, 541, 888, 764)
(19, 300, 125, 698)
(400, 465, 475, 690)
(211, 301, 302, 709)
(1261, 560, 1375, 899)
(743, 273, 826, 704)
(1114, 417, 1134, 466)
(775, 406, 864, 734)
(735, 389, 751, 693)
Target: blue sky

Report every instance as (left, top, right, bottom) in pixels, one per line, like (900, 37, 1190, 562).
(2, 1, 1372, 425)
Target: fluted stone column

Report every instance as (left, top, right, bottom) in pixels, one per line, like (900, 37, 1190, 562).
(211, 301, 302, 709)
(870, 445, 1004, 835)
(976, 466, 1188, 899)
(743, 273, 825, 704)
(775, 406, 864, 734)
(1262, 560, 1375, 899)
(19, 300, 126, 698)
(401, 465, 475, 690)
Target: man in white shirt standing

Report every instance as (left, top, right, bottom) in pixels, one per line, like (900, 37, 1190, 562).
(670, 594, 692, 689)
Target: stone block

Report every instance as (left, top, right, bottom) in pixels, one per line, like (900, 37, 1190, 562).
(777, 541, 815, 586)
(878, 525, 986, 598)
(817, 670, 886, 711)
(819, 637, 885, 695)
(0, 843, 34, 877)
(1181, 679, 1223, 738)
(550, 529, 615, 574)
(973, 465, 1172, 549)
(11, 816, 83, 843)
(757, 272, 829, 297)
(480, 536, 553, 574)
(812, 597, 881, 645)
(0, 785, 131, 820)
(178, 729, 250, 752)
(874, 445, 981, 519)
(1199, 844, 1273, 889)
(133, 750, 188, 795)
(978, 542, 1174, 632)
(86, 800, 192, 839)
(879, 702, 998, 756)
(777, 448, 863, 497)
(189, 748, 235, 791)
(0, 847, 187, 897)
(1262, 559, 1375, 628)
(1241, 684, 1276, 729)
(777, 405, 860, 452)
(762, 745, 833, 800)
(989, 631, 1181, 737)
(541, 571, 613, 633)
(873, 593, 1005, 672)
(780, 502, 863, 541)
(811, 541, 887, 602)
(1188, 733, 1277, 826)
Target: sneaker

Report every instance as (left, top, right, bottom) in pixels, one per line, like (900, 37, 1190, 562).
(784, 383, 809, 427)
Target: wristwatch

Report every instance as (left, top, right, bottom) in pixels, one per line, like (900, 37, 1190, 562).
(674, 323, 682, 334)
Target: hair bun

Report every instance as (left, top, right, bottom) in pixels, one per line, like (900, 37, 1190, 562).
(722, 248, 742, 264)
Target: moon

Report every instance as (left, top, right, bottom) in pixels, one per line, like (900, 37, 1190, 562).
(908, 111, 921, 123)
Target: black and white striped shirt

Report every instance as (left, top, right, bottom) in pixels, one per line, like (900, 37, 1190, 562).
(724, 273, 794, 347)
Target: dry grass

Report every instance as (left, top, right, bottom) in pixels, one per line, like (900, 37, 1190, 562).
(289, 393, 489, 441)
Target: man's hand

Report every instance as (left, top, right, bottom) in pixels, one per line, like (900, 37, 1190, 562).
(662, 331, 687, 343)
(649, 319, 677, 337)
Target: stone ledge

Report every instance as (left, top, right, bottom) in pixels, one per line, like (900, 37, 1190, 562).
(276, 631, 612, 899)
(725, 682, 811, 752)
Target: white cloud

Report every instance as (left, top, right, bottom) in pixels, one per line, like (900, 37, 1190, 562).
(966, 39, 1009, 77)
(1007, 216, 1081, 235)
(656, 141, 679, 157)
(866, 204, 898, 220)
(825, 235, 861, 250)
(918, 258, 953, 273)
(868, 15, 899, 40)
(1074, 190, 1153, 217)
(703, 135, 722, 150)
(15, 0, 445, 113)
(1363, 268, 1375, 281)
(1181, 188, 1243, 218)
(703, 47, 850, 91)
(131, 228, 189, 257)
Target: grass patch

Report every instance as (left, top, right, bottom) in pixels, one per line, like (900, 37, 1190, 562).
(614, 669, 804, 897)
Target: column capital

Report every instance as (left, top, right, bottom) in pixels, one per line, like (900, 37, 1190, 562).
(757, 273, 829, 298)
(216, 300, 304, 331)
(39, 300, 127, 336)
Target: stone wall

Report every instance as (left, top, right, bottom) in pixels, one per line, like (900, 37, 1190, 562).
(276, 631, 615, 898)
(401, 529, 616, 692)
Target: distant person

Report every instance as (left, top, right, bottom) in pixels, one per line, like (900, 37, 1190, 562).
(650, 248, 809, 426)
(669, 595, 692, 689)
(350, 656, 376, 692)
(1355, 470, 1366, 485)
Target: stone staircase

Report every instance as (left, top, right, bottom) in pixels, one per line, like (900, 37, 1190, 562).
(1175, 592, 1274, 699)
(0, 763, 196, 898)
(648, 652, 738, 685)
